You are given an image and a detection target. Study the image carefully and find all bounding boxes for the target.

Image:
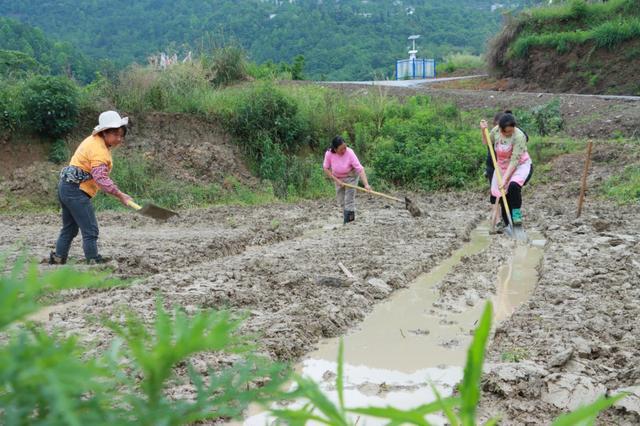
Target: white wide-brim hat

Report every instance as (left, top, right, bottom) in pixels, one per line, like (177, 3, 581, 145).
(92, 110, 129, 135)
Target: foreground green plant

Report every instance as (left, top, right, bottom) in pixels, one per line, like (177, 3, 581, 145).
(0, 257, 289, 425)
(270, 302, 626, 425)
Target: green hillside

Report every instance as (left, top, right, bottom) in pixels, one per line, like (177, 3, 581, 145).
(0, 0, 518, 80)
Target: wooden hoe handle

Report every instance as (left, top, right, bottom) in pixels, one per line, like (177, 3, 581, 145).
(341, 182, 404, 203)
(483, 127, 514, 229)
(127, 200, 142, 210)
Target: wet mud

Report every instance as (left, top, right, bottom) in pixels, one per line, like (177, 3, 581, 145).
(2, 143, 639, 424)
(1, 193, 483, 361)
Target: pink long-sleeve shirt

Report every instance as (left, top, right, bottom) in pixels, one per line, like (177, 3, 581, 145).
(91, 164, 121, 196)
(323, 148, 364, 179)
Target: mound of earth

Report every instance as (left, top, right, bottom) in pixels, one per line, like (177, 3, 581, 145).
(498, 39, 640, 96)
(123, 112, 255, 185)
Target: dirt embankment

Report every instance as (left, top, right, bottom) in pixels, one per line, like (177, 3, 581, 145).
(496, 39, 640, 96)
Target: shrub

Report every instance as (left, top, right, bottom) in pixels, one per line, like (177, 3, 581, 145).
(291, 54, 305, 80)
(203, 44, 249, 88)
(515, 99, 564, 136)
(370, 102, 484, 191)
(227, 83, 307, 157)
(48, 138, 69, 164)
(19, 75, 80, 138)
(0, 80, 21, 133)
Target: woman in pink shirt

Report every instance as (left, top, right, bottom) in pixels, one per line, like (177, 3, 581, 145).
(323, 136, 371, 223)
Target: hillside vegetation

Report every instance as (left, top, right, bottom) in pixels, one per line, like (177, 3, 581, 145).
(0, 0, 509, 80)
(487, 0, 640, 94)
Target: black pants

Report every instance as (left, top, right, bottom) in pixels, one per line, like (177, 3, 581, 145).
(495, 165, 533, 224)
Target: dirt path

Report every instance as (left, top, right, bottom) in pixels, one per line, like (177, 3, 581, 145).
(317, 82, 640, 139)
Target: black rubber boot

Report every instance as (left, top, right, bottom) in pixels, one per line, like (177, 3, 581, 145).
(86, 255, 111, 265)
(345, 210, 355, 223)
(343, 210, 349, 224)
(48, 251, 67, 265)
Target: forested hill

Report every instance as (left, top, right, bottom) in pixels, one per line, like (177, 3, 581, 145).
(0, 0, 537, 80)
(0, 18, 97, 83)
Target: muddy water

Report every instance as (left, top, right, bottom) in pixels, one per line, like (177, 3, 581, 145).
(493, 236, 544, 323)
(244, 225, 545, 425)
(311, 224, 493, 371)
(28, 297, 93, 323)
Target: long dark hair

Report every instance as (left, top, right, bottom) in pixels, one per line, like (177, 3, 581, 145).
(498, 113, 517, 130)
(329, 135, 345, 153)
(498, 112, 528, 142)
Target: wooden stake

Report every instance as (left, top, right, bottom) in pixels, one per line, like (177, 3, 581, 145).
(576, 140, 593, 218)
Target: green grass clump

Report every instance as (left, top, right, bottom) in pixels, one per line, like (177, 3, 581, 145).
(510, 17, 640, 58)
(495, 0, 640, 61)
(527, 137, 582, 165)
(604, 165, 640, 204)
(501, 347, 530, 363)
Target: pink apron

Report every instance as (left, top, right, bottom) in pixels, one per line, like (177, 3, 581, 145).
(490, 138, 532, 198)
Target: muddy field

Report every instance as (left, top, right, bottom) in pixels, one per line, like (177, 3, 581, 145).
(1, 83, 639, 423)
(2, 138, 639, 424)
(1, 193, 485, 361)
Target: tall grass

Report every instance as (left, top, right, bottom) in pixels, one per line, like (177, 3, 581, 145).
(436, 53, 485, 74)
(201, 44, 249, 88)
(530, 0, 636, 23)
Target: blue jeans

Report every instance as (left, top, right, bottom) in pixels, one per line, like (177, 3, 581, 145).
(55, 180, 99, 261)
